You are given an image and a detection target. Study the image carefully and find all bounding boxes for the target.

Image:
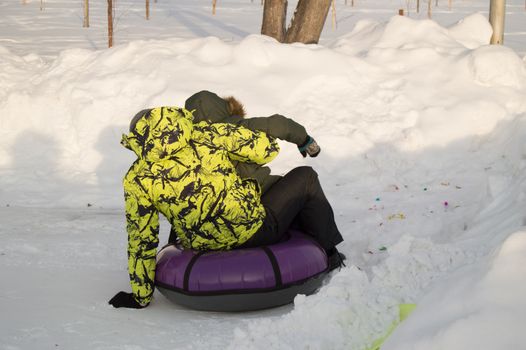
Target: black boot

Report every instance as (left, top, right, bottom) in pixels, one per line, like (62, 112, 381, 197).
(327, 247, 347, 271)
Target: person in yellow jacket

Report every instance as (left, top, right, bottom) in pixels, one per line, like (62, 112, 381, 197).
(109, 106, 344, 309)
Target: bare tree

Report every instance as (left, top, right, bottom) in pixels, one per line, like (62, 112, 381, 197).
(261, 0, 332, 44)
(261, 0, 288, 42)
(285, 0, 332, 44)
(83, 0, 89, 27)
(146, 0, 150, 20)
(427, 0, 432, 18)
(489, 0, 505, 44)
(108, 0, 114, 47)
(331, 0, 337, 29)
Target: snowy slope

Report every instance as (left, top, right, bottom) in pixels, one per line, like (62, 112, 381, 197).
(1, 1, 526, 349)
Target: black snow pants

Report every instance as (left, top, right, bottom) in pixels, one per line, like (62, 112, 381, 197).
(240, 166, 343, 251)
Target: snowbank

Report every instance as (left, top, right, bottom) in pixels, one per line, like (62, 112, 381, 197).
(384, 230, 526, 350)
(1, 14, 524, 207)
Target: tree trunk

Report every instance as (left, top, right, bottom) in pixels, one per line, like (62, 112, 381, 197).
(489, 0, 506, 44)
(331, 0, 337, 30)
(146, 0, 150, 20)
(108, 0, 114, 48)
(261, 0, 287, 42)
(83, 0, 89, 27)
(427, 0, 432, 18)
(284, 0, 331, 44)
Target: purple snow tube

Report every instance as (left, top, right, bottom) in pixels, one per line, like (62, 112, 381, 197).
(155, 230, 329, 311)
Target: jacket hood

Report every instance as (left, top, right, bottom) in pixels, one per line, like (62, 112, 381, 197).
(121, 107, 194, 162)
(184, 90, 231, 123)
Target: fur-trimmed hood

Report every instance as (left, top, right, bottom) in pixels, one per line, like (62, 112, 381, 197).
(185, 90, 246, 123)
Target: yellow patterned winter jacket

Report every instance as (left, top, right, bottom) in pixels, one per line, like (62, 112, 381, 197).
(121, 106, 279, 304)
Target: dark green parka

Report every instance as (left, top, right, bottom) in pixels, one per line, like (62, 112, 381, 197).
(185, 90, 309, 193)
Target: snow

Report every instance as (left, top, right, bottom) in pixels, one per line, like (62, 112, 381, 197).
(1, 0, 526, 349)
(384, 230, 526, 349)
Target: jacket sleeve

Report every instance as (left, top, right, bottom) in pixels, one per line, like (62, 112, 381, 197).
(193, 121, 280, 165)
(124, 176, 160, 306)
(238, 114, 308, 146)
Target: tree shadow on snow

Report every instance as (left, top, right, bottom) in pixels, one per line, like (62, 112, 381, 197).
(2, 131, 66, 206)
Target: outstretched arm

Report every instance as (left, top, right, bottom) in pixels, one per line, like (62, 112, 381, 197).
(239, 114, 308, 146)
(239, 114, 320, 157)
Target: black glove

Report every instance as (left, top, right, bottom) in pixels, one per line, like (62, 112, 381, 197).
(298, 136, 321, 158)
(109, 291, 146, 309)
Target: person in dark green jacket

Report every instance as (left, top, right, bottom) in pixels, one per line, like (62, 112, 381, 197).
(184, 91, 345, 268)
(185, 90, 321, 193)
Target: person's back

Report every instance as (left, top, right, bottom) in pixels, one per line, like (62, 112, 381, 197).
(119, 106, 279, 306)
